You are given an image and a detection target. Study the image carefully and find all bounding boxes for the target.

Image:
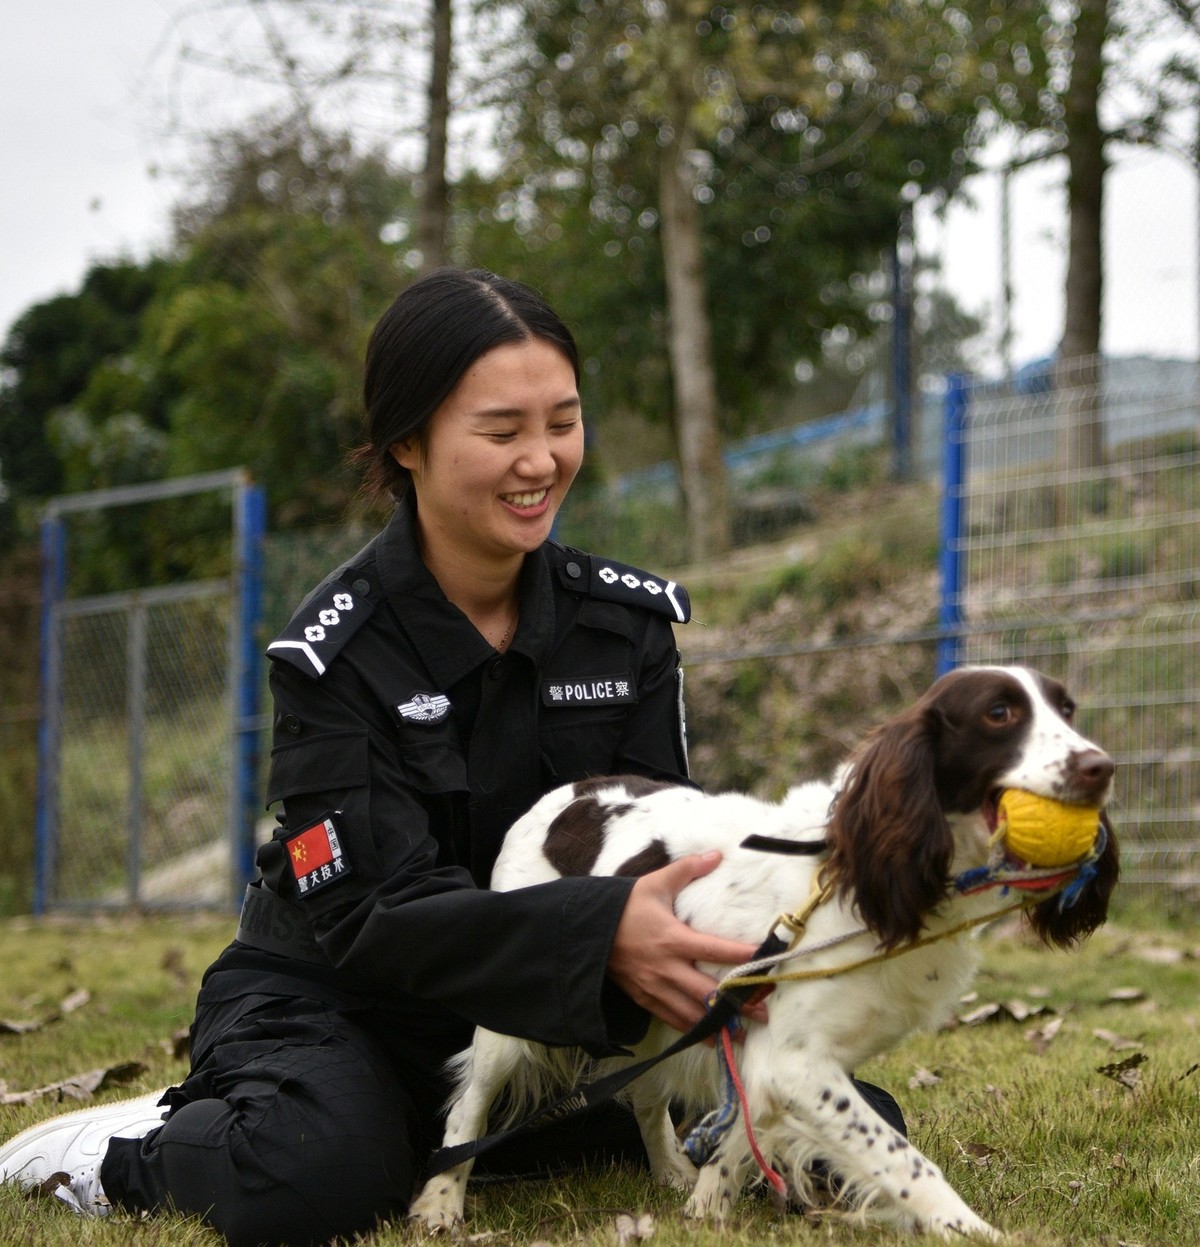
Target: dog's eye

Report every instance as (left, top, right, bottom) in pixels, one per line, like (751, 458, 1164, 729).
(985, 702, 1013, 725)
(1060, 699, 1076, 721)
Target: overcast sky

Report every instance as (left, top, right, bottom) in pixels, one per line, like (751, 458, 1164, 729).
(3, 1, 1198, 377)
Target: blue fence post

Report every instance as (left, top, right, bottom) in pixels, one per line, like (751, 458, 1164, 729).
(232, 475, 267, 904)
(937, 374, 968, 677)
(34, 512, 66, 915)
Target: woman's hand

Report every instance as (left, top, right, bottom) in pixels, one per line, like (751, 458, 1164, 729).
(607, 851, 768, 1034)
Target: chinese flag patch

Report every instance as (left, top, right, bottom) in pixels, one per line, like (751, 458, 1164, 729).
(284, 815, 351, 897)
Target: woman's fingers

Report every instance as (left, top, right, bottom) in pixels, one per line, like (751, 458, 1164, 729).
(607, 852, 769, 1031)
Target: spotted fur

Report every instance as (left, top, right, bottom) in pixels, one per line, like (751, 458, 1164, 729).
(410, 666, 1119, 1240)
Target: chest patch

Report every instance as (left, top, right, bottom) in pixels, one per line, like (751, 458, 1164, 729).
(398, 692, 452, 724)
(542, 674, 637, 708)
(285, 814, 352, 897)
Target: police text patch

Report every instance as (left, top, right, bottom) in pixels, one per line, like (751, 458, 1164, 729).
(284, 814, 352, 897)
(542, 674, 637, 707)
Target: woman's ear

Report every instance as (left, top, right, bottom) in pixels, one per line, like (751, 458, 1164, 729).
(390, 439, 420, 472)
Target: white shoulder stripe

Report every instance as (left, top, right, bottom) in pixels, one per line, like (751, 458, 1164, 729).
(665, 581, 686, 623)
(266, 639, 326, 676)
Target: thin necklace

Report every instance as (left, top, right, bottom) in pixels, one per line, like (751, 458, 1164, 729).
(496, 608, 519, 652)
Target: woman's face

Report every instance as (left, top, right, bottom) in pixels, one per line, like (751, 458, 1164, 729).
(392, 337, 584, 566)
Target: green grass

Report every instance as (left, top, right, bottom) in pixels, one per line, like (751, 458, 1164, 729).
(1, 903, 1198, 1245)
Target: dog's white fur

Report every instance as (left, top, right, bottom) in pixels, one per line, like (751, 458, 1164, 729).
(410, 666, 1117, 1240)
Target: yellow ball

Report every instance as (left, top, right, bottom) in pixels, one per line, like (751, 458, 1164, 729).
(998, 789, 1101, 868)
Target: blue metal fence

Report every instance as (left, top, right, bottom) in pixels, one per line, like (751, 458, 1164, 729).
(35, 470, 266, 912)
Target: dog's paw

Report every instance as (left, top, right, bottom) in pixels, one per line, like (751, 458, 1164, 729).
(928, 1212, 1002, 1241)
(407, 1207, 463, 1236)
(408, 1177, 467, 1235)
(650, 1151, 698, 1192)
(682, 1177, 736, 1222)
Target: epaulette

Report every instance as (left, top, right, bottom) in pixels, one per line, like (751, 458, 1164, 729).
(266, 570, 381, 678)
(550, 545, 690, 623)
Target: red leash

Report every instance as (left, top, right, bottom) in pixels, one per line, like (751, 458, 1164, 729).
(719, 1023, 787, 1197)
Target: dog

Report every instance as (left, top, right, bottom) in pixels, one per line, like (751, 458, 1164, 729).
(409, 666, 1119, 1240)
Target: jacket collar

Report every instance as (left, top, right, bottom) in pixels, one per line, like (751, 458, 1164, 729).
(373, 493, 556, 687)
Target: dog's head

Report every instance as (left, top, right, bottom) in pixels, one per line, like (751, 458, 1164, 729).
(825, 666, 1119, 948)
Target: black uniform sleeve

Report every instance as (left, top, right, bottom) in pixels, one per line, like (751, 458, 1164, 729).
(258, 658, 646, 1056)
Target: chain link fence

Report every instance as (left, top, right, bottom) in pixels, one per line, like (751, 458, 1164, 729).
(36, 472, 264, 912)
(947, 355, 1200, 895)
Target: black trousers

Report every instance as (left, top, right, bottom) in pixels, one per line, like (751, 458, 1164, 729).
(101, 993, 906, 1247)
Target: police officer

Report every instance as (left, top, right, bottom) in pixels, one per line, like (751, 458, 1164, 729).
(0, 269, 769, 1246)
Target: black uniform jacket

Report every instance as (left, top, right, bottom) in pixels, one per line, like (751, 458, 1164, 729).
(204, 498, 692, 1071)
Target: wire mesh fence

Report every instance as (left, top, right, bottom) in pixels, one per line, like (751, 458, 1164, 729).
(36, 472, 264, 913)
(951, 355, 1200, 895)
(49, 586, 232, 907)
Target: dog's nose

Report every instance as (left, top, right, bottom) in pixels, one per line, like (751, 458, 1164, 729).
(1070, 749, 1114, 795)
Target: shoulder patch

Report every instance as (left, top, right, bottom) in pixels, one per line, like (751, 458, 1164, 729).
(267, 576, 379, 677)
(284, 813, 352, 896)
(553, 549, 690, 623)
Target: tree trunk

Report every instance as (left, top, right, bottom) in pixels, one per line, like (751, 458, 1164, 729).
(1055, 0, 1107, 515)
(658, 126, 731, 562)
(418, 0, 452, 274)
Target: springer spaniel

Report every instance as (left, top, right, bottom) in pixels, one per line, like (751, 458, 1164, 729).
(410, 666, 1119, 1240)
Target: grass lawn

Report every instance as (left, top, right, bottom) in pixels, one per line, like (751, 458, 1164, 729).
(0, 901, 1197, 1246)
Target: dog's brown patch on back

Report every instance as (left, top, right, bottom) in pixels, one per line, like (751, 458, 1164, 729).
(544, 777, 681, 877)
(615, 838, 671, 877)
(571, 775, 678, 801)
(543, 797, 607, 876)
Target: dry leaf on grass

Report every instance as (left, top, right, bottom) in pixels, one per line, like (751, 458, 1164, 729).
(0, 1060, 147, 1106)
(159, 1028, 190, 1060)
(1134, 944, 1184, 965)
(959, 1141, 999, 1166)
(0, 1017, 42, 1035)
(0, 988, 91, 1036)
(1093, 1027, 1142, 1052)
(162, 948, 190, 989)
(959, 999, 1048, 1026)
(908, 1067, 941, 1089)
(1096, 1052, 1146, 1091)
(1105, 987, 1147, 1004)
(1025, 1015, 1064, 1053)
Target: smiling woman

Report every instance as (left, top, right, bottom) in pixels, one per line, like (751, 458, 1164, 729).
(0, 267, 801, 1247)
(391, 336, 585, 647)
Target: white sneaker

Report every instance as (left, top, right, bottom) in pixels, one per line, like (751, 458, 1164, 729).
(0, 1090, 169, 1216)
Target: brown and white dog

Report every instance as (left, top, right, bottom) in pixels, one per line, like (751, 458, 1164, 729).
(410, 666, 1119, 1240)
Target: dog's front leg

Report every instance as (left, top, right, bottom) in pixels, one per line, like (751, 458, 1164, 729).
(772, 1061, 1000, 1240)
(626, 1081, 697, 1192)
(409, 1031, 520, 1233)
(682, 1127, 756, 1221)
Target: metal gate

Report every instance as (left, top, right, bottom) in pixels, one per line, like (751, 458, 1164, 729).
(35, 470, 266, 912)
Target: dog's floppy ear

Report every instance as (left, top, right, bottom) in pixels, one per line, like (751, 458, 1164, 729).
(826, 705, 954, 948)
(1026, 810, 1119, 947)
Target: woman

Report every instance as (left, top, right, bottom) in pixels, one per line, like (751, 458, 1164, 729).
(0, 268, 772, 1246)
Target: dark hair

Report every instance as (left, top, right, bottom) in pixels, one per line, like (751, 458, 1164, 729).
(353, 267, 580, 504)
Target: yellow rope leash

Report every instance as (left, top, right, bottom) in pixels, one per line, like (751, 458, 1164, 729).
(718, 892, 1036, 993)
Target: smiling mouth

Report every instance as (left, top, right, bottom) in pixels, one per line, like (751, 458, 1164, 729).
(502, 489, 549, 510)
